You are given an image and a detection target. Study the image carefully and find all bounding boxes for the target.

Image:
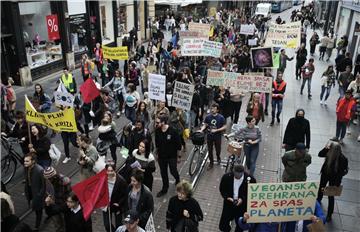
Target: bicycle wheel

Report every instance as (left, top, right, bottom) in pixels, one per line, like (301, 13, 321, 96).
(1, 155, 17, 184)
(189, 147, 200, 176)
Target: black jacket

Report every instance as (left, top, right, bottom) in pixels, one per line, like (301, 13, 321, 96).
(319, 147, 348, 185)
(31, 135, 51, 161)
(219, 172, 256, 215)
(25, 164, 46, 211)
(283, 117, 311, 149)
(126, 184, 154, 229)
(64, 207, 92, 232)
(109, 175, 128, 214)
(155, 126, 181, 159)
(166, 196, 203, 231)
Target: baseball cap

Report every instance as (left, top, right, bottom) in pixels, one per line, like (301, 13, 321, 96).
(123, 210, 139, 224)
(295, 143, 306, 151)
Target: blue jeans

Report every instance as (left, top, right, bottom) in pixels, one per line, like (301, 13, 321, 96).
(244, 143, 259, 176)
(336, 121, 347, 140)
(125, 105, 136, 124)
(320, 86, 331, 101)
(38, 159, 51, 169)
(301, 77, 312, 95)
(339, 87, 345, 99)
(271, 99, 283, 119)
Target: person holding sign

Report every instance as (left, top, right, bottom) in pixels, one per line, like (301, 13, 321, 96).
(115, 210, 145, 232)
(317, 141, 348, 222)
(219, 164, 256, 232)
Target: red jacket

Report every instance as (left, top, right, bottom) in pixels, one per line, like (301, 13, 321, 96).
(93, 47, 103, 64)
(336, 97, 356, 122)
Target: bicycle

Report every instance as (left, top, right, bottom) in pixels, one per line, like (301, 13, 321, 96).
(188, 131, 208, 176)
(1, 135, 24, 184)
(223, 134, 246, 173)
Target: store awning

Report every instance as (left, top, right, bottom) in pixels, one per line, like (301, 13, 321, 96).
(154, 0, 202, 7)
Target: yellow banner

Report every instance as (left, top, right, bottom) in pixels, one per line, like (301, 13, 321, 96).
(102, 45, 128, 60)
(25, 96, 78, 132)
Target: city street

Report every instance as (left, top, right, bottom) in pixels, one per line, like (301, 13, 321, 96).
(2, 2, 359, 232)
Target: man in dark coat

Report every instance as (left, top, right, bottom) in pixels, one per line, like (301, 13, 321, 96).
(219, 164, 256, 232)
(283, 109, 311, 151)
(24, 152, 46, 231)
(295, 43, 308, 80)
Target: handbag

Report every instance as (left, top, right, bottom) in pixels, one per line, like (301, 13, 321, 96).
(307, 220, 326, 232)
(49, 144, 62, 165)
(93, 155, 106, 173)
(323, 185, 343, 196)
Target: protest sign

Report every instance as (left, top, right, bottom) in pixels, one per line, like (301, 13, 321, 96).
(240, 24, 256, 35)
(265, 21, 301, 48)
(248, 39, 258, 46)
(181, 38, 205, 56)
(251, 47, 274, 69)
(202, 40, 223, 58)
(188, 22, 210, 38)
(273, 52, 280, 69)
(172, 81, 194, 111)
(54, 91, 74, 108)
(25, 96, 78, 132)
(207, 70, 272, 93)
(145, 213, 156, 232)
(102, 45, 128, 60)
(148, 74, 166, 101)
(247, 181, 319, 223)
(179, 31, 207, 46)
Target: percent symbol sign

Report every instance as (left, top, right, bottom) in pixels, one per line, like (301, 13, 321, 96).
(47, 18, 58, 32)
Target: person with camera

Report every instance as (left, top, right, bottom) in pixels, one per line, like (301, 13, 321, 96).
(77, 135, 98, 181)
(219, 164, 256, 232)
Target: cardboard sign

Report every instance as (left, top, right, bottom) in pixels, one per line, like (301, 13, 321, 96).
(172, 81, 194, 111)
(179, 31, 206, 46)
(188, 22, 210, 38)
(207, 70, 272, 93)
(148, 74, 166, 101)
(46, 14, 60, 40)
(145, 213, 156, 232)
(240, 24, 256, 35)
(265, 21, 301, 48)
(247, 181, 319, 223)
(251, 47, 274, 69)
(25, 96, 78, 132)
(181, 38, 205, 56)
(248, 39, 258, 46)
(102, 45, 128, 60)
(202, 40, 223, 58)
(54, 91, 74, 108)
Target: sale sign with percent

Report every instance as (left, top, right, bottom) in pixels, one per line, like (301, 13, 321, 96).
(46, 14, 60, 41)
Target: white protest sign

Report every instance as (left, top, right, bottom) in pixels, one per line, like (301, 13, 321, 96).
(202, 40, 223, 58)
(54, 82, 74, 107)
(148, 74, 166, 101)
(265, 21, 301, 48)
(181, 38, 205, 56)
(248, 39, 258, 46)
(166, 94, 173, 107)
(172, 81, 194, 111)
(240, 24, 255, 35)
(145, 213, 156, 232)
(188, 22, 210, 38)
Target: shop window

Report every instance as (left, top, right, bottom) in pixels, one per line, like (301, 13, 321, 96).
(19, 2, 63, 69)
(69, 14, 88, 53)
(118, 5, 127, 36)
(99, 1, 114, 45)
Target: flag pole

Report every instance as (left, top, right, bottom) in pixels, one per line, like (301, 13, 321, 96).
(108, 204, 112, 232)
(25, 95, 32, 144)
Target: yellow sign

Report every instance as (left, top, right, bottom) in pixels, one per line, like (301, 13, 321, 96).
(209, 7, 216, 17)
(102, 45, 128, 60)
(247, 181, 319, 223)
(25, 96, 78, 132)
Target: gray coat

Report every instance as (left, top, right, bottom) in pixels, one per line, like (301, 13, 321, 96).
(24, 164, 46, 211)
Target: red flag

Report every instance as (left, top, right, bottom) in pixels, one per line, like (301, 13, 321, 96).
(80, 78, 100, 104)
(72, 169, 109, 220)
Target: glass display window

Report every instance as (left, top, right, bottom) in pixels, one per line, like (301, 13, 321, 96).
(69, 14, 88, 53)
(99, 1, 115, 45)
(19, 1, 63, 69)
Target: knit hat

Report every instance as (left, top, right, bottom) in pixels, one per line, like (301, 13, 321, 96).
(43, 167, 57, 179)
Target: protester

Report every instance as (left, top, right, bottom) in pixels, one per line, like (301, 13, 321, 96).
(271, 72, 286, 126)
(135, 101, 150, 128)
(64, 192, 92, 232)
(97, 111, 118, 164)
(77, 134, 98, 180)
(124, 83, 141, 124)
(300, 58, 315, 99)
(317, 141, 348, 222)
(309, 32, 319, 56)
(60, 67, 77, 94)
(282, 143, 312, 182)
(115, 210, 145, 232)
(6, 110, 29, 154)
(219, 164, 256, 232)
(283, 109, 311, 151)
(278, 49, 294, 73)
(295, 43, 308, 80)
(338, 65, 354, 99)
(166, 180, 203, 232)
(246, 93, 265, 125)
(320, 65, 336, 105)
(33, 84, 52, 113)
(28, 124, 52, 168)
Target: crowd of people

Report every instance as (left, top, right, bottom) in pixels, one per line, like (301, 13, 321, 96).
(0, 1, 358, 232)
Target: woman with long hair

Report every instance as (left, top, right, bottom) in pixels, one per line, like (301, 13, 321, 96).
(97, 111, 118, 164)
(317, 140, 348, 222)
(28, 124, 52, 168)
(136, 101, 150, 128)
(124, 83, 140, 124)
(320, 65, 336, 105)
(246, 93, 265, 125)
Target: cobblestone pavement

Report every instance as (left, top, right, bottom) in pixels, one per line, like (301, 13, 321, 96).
(5, 5, 359, 232)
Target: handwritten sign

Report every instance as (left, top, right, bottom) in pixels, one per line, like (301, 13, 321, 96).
(102, 45, 128, 60)
(202, 40, 223, 58)
(172, 81, 194, 111)
(247, 181, 319, 223)
(181, 38, 204, 56)
(188, 22, 210, 38)
(148, 74, 166, 101)
(240, 24, 256, 35)
(207, 70, 272, 93)
(265, 21, 301, 48)
(179, 31, 207, 46)
(145, 213, 156, 232)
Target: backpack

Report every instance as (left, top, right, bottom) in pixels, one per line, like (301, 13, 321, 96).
(6, 86, 15, 102)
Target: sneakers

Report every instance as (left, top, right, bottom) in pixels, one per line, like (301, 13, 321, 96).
(276, 117, 280, 123)
(339, 139, 344, 145)
(156, 189, 167, 198)
(353, 119, 358, 125)
(62, 157, 71, 164)
(116, 112, 121, 118)
(308, 94, 312, 99)
(300, 91, 303, 95)
(320, 100, 323, 105)
(346, 129, 351, 135)
(270, 119, 274, 126)
(324, 101, 327, 105)
(207, 163, 214, 170)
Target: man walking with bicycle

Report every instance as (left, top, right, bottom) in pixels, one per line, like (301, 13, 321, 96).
(200, 103, 227, 170)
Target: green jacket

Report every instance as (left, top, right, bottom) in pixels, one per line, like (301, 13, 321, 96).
(282, 150, 311, 182)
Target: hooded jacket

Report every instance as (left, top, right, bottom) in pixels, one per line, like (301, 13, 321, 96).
(283, 109, 311, 149)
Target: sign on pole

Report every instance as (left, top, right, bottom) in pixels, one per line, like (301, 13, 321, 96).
(247, 181, 319, 223)
(207, 70, 272, 93)
(172, 81, 194, 111)
(148, 74, 166, 101)
(102, 45, 129, 60)
(188, 22, 210, 38)
(145, 213, 156, 232)
(265, 21, 301, 48)
(240, 24, 255, 35)
(181, 38, 205, 57)
(202, 40, 223, 58)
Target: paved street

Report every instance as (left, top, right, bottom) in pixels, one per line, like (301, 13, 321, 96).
(3, 4, 359, 232)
